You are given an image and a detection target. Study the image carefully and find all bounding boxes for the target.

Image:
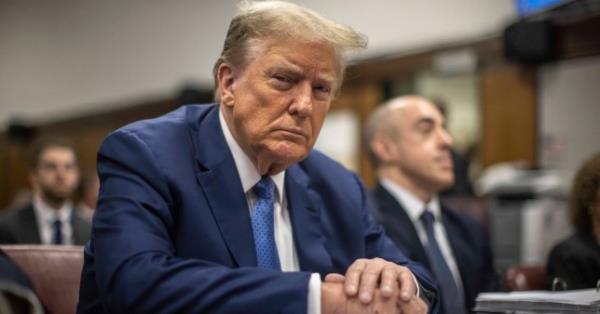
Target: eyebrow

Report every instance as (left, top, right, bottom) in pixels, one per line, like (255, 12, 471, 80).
(414, 117, 435, 127)
(267, 62, 337, 86)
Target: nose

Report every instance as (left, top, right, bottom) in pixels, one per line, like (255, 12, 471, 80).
(438, 127, 453, 149)
(288, 83, 313, 118)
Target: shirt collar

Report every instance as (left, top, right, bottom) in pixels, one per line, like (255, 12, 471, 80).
(379, 178, 441, 223)
(33, 194, 72, 223)
(219, 108, 285, 202)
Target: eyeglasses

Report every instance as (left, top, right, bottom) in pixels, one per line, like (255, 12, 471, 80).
(37, 162, 78, 173)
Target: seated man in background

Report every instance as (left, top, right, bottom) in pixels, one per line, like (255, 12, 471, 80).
(0, 138, 90, 245)
(546, 153, 600, 290)
(365, 96, 499, 313)
(78, 1, 437, 313)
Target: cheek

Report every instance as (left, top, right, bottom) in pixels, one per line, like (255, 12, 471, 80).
(310, 112, 328, 137)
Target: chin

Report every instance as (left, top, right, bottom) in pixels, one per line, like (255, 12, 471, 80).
(268, 143, 309, 163)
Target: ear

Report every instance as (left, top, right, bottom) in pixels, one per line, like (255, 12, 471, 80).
(217, 63, 236, 108)
(370, 137, 397, 164)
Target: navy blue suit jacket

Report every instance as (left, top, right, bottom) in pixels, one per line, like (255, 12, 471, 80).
(370, 184, 499, 313)
(77, 104, 437, 313)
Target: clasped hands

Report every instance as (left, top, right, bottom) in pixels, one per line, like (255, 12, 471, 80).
(322, 258, 427, 314)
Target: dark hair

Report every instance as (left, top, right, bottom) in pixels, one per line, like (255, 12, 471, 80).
(570, 153, 600, 234)
(27, 137, 76, 170)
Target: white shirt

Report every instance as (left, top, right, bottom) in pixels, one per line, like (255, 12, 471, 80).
(379, 178, 464, 293)
(219, 111, 321, 314)
(32, 195, 74, 245)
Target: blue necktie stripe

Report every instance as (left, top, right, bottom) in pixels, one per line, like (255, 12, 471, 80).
(251, 177, 281, 270)
(421, 210, 466, 314)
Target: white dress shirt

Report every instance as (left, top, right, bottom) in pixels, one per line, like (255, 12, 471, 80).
(380, 178, 464, 293)
(32, 195, 74, 245)
(219, 111, 321, 314)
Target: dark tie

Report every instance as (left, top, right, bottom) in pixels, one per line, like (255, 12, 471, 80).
(52, 219, 63, 245)
(421, 210, 466, 314)
(250, 177, 281, 270)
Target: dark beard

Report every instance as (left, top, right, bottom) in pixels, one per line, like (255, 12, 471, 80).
(40, 186, 69, 208)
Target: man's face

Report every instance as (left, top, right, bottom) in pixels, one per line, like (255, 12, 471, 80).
(219, 39, 338, 173)
(31, 147, 79, 205)
(388, 100, 454, 192)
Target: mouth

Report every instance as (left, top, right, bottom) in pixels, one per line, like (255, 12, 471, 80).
(435, 154, 454, 168)
(274, 128, 307, 141)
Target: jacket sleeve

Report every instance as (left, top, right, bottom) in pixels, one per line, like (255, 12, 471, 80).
(91, 129, 311, 313)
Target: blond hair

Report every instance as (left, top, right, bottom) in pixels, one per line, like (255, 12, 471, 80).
(213, 0, 366, 100)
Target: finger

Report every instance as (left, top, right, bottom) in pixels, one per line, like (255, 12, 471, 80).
(357, 259, 385, 304)
(397, 296, 427, 314)
(324, 273, 345, 283)
(344, 259, 367, 297)
(397, 268, 416, 302)
(379, 264, 398, 298)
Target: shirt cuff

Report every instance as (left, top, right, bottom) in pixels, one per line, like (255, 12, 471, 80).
(307, 272, 321, 314)
(411, 272, 421, 297)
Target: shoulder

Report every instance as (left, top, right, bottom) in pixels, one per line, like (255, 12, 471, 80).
(550, 233, 596, 259)
(0, 205, 32, 225)
(98, 104, 217, 161)
(108, 104, 215, 142)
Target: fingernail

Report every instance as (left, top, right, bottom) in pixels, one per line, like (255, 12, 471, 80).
(382, 285, 392, 294)
(360, 292, 371, 303)
(402, 292, 411, 300)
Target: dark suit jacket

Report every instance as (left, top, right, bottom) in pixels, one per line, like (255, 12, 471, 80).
(0, 204, 91, 245)
(371, 184, 499, 313)
(546, 231, 600, 290)
(77, 104, 437, 314)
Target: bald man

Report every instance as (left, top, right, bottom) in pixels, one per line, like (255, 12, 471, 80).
(365, 96, 499, 314)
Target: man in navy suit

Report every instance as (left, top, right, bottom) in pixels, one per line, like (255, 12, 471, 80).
(365, 96, 499, 313)
(77, 2, 436, 313)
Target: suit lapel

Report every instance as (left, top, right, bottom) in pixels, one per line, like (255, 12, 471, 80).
(190, 105, 257, 267)
(19, 205, 41, 244)
(71, 213, 89, 245)
(285, 165, 332, 277)
(441, 208, 470, 285)
(374, 184, 430, 267)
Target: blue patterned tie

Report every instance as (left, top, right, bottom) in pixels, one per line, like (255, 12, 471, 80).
(421, 210, 466, 314)
(251, 177, 281, 270)
(52, 219, 63, 245)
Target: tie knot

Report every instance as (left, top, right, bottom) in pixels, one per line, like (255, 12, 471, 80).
(53, 219, 62, 227)
(420, 210, 435, 227)
(253, 176, 274, 200)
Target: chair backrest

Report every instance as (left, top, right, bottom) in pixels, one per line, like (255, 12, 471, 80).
(504, 264, 546, 291)
(0, 245, 83, 314)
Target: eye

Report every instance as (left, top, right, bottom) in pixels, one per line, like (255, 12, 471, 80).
(274, 74, 290, 82)
(313, 84, 332, 100)
(415, 121, 434, 135)
(269, 74, 294, 90)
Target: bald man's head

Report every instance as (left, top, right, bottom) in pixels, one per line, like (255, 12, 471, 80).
(364, 95, 454, 195)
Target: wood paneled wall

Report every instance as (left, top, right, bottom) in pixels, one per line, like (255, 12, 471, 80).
(480, 64, 537, 168)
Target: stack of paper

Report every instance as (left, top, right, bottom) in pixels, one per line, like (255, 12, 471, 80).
(474, 289, 600, 313)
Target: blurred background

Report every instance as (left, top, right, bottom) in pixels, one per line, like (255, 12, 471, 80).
(1, 0, 599, 286)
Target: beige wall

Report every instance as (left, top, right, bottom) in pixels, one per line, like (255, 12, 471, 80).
(0, 0, 516, 128)
(539, 56, 600, 190)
